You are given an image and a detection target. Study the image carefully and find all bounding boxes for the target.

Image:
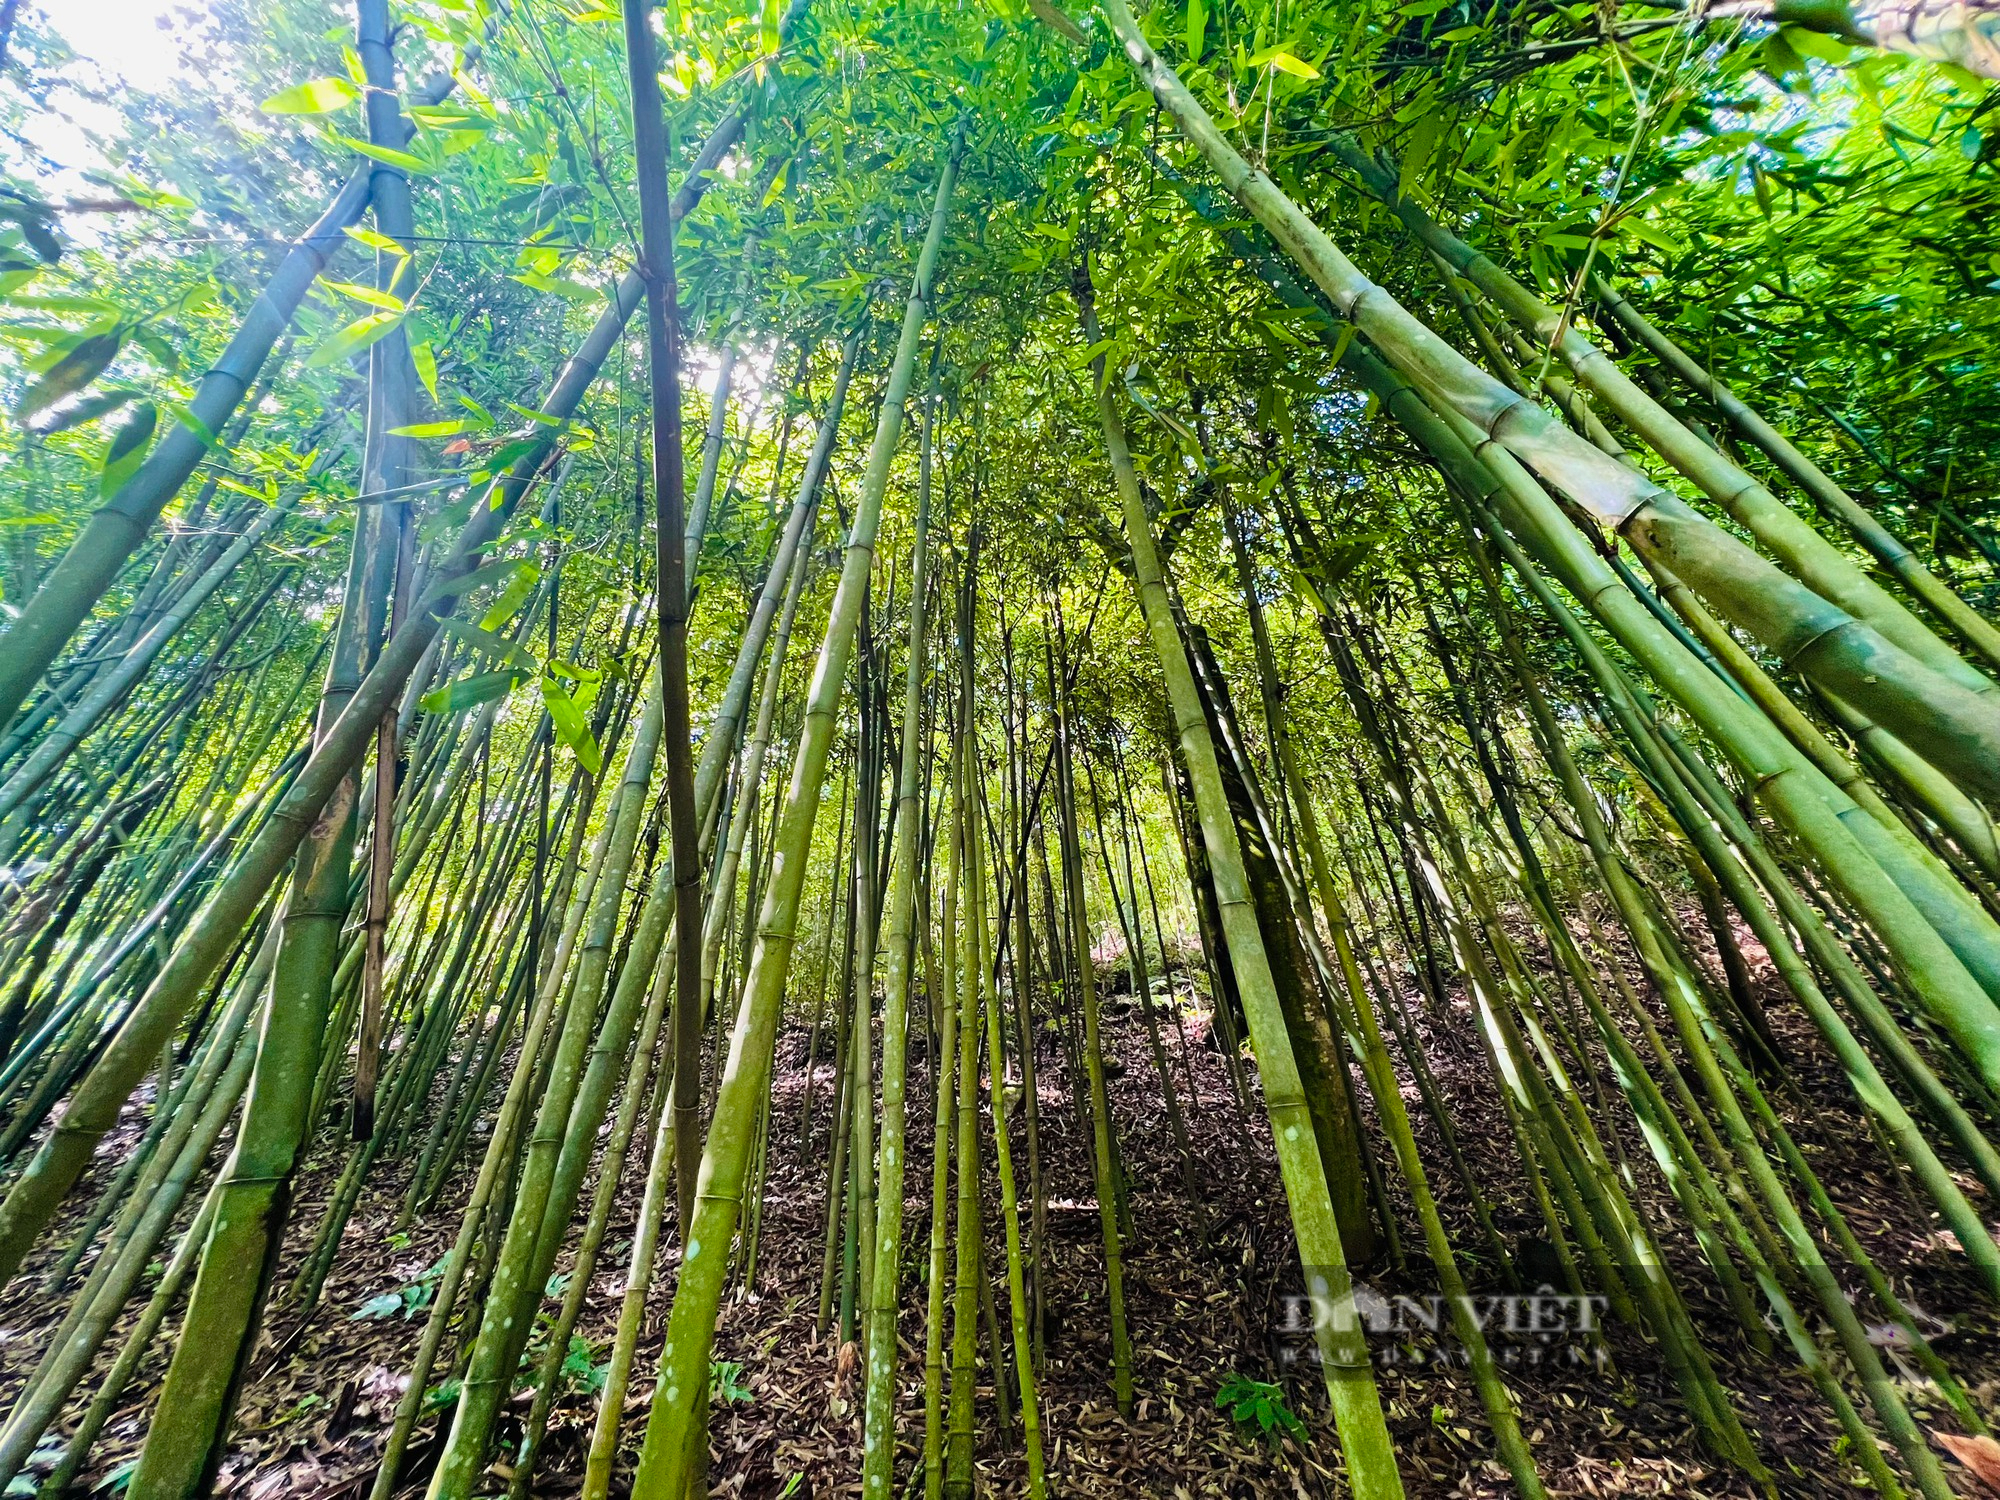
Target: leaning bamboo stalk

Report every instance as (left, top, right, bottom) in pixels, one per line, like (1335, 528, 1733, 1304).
(1322, 844, 1550, 1499)
(701, 494, 821, 1024)
(1479, 513, 1969, 1494)
(0, 92, 766, 1287)
(1217, 190, 2000, 1116)
(1091, 2, 2000, 806)
(1602, 614, 2000, 1295)
(126, 486, 378, 1499)
(43, 911, 272, 1298)
(1327, 133, 1996, 703)
(1454, 398, 2000, 1091)
(0, 13, 501, 736)
(0, 498, 295, 823)
(423, 686, 664, 1497)
(365, 956, 571, 1500)
(0, 1026, 256, 1492)
(355, 696, 626, 1497)
(40, 1174, 225, 1499)
(1592, 272, 2000, 675)
(1310, 311, 2000, 1106)
(506, 932, 680, 1499)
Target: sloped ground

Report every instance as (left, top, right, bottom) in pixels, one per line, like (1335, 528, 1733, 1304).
(4, 927, 1999, 1498)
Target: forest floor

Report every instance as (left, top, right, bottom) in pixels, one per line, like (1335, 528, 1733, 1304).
(6, 914, 2000, 1499)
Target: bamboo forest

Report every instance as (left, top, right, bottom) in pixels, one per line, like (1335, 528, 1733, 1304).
(6, 0, 2000, 1493)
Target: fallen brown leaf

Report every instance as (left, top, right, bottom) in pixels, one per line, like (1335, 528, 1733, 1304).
(1938, 1431, 2000, 1494)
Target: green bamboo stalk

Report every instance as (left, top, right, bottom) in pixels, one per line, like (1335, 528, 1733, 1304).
(0, 1024, 255, 1492)
(126, 491, 377, 1500)
(965, 659, 1046, 1499)
(424, 686, 664, 1498)
(38, 1176, 223, 1499)
(1333, 334, 2000, 1110)
(0, 498, 295, 824)
(944, 599, 982, 1497)
(1324, 851, 1550, 1499)
(1480, 511, 1967, 1496)
(1592, 272, 2000, 676)
(366, 769, 623, 1493)
(1074, 274, 1403, 1496)
(626, 141, 958, 1500)
(508, 931, 679, 1499)
(1086, 758, 1196, 1196)
(1326, 135, 1996, 704)
(701, 494, 820, 1027)
(1096, 6, 2000, 806)
(577, 1016, 680, 1500)
(622, 0, 707, 1272)
(860, 360, 938, 1500)
(0, 20, 492, 737)
(1053, 651, 1136, 1417)
(923, 700, 966, 1500)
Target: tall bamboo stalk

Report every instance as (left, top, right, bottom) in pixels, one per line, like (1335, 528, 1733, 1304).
(1074, 273, 1404, 1498)
(626, 140, 959, 1500)
(861, 359, 938, 1500)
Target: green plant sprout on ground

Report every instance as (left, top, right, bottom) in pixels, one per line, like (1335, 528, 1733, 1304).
(1215, 1375, 1305, 1445)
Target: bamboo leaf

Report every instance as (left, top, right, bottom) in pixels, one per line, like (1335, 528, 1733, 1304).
(260, 77, 359, 114)
(98, 401, 157, 499)
(511, 270, 601, 304)
(419, 554, 532, 605)
(1625, 219, 1680, 254)
(305, 311, 405, 369)
(1246, 45, 1318, 77)
(504, 401, 567, 427)
(129, 325, 180, 374)
(438, 616, 538, 671)
(477, 563, 537, 630)
(1779, 23, 1852, 62)
(330, 134, 434, 174)
(17, 329, 123, 417)
(320, 280, 407, 312)
(27, 386, 136, 434)
(410, 340, 440, 402)
(344, 226, 408, 256)
(168, 403, 221, 449)
(541, 675, 602, 775)
(390, 418, 469, 439)
(419, 669, 527, 715)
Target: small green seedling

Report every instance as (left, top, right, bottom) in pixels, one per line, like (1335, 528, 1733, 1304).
(1216, 1374, 1305, 1445)
(710, 1358, 754, 1406)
